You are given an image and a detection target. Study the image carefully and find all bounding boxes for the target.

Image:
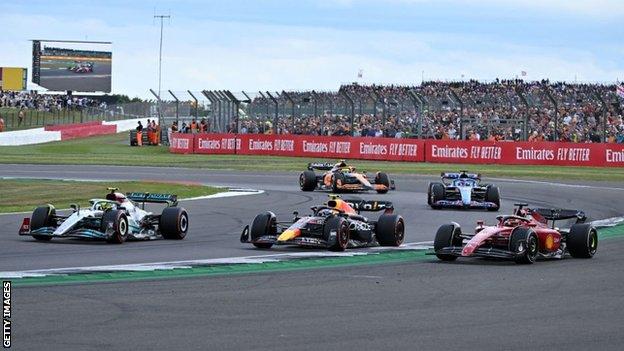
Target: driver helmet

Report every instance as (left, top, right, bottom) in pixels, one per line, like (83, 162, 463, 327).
(317, 208, 335, 217)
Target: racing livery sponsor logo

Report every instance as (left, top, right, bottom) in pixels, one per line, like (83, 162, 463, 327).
(545, 234, 554, 250)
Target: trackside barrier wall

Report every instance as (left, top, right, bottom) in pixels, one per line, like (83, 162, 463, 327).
(44, 121, 116, 140)
(169, 133, 624, 167)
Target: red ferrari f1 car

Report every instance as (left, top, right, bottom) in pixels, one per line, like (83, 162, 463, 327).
(433, 203, 598, 264)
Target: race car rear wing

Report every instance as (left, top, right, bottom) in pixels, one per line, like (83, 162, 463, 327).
(126, 192, 178, 207)
(531, 208, 586, 223)
(441, 171, 481, 180)
(343, 199, 394, 213)
(307, 162, 334, 171)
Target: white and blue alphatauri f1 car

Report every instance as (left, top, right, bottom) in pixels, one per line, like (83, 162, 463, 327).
(427, 171, 500, 211)
(18, 188, 188, 243)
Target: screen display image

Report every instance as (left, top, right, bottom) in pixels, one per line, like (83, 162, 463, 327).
(33, 40, 112, 92)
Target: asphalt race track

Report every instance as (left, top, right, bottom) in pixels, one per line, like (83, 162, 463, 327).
(2, 164, 624, 350)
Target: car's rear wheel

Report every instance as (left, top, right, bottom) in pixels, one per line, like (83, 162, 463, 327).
(160, 207, 189, 240)
(375, 214, 404, 246)
(567, 223, 598, 258)
(250, 212, 276, 249)
(102, 210, 129, 244)
(485, 185, 501, 212)
(428, 182, 445, 209)
(509, 227, 538, 264)
(324, 216, 349, 251)
(30, 205, 56, 241)
(434, 223, 462, 261)
(375, 172, 390, 194)
(299, 170, 317, 191)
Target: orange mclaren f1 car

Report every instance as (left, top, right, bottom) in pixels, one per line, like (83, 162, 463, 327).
(299, 160, 395, 193)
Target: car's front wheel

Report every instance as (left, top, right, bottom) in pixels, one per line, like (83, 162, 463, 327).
(434, 223, 462, 261)
(324, 216, 349, 251)
(509, 227, 538, 264)
(30, 205, 56, 241)
(102, 210, 129, 244)
(250, 212, 277, 249)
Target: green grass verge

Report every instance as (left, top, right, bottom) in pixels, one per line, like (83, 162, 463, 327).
(0, 179, 223, 213)
(0, 133, 622, 181)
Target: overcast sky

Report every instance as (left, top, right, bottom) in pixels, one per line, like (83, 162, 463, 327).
(2, 0, 623, 98)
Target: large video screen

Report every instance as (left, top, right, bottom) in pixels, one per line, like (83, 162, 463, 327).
(32, 40, 112, 92)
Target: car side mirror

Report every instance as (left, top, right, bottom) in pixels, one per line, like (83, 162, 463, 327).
(70, 203, 80, 213)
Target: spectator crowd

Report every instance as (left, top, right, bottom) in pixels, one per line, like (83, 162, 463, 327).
(220, 80, 623, 143)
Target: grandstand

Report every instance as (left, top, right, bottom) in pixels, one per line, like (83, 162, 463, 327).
(2, 80, 623, 143)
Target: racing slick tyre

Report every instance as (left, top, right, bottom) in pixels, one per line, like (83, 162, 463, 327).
(30, 205, 56, 241)
(250, 211, 277, 249)
(332, 172, 345, 193)
(375, 172, 390, 194)
(485, 185, 501, 212)
(102, 210, 129, 244)
(376, 214, 405, 246)
(567, 223, 598, 259)
(300, 170, 317, 191)
(428, 182, 445, 209)
(509, 227, 538, 264)
(160, 207, 189, 240)
(324, 216, 349, 251)
(434, 223, 463, 261)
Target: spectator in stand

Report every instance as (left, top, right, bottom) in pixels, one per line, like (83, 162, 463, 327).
(0, 114, 4, 132)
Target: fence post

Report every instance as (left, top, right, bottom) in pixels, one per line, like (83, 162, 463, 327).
(225, 90, 241, 133)
(201, 90, 217, 132)
(282, 91, 295, 133)
(592, 88, 608, 142)
(407, 90, 422, 139)
(515, 86, 530, 141)
(542, 84, 558, 141)
(266, 91, 279, 134)
(188, 90, 199, 122)
(168, 90, 180, 126)
(340, 90, 355, 136)
(450, 89, 464, 140)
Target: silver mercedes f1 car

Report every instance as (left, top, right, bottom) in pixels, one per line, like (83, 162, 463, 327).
(19, 188, 188, 243)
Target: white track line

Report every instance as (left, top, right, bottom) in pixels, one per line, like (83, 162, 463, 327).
(0, 241, 434, 278)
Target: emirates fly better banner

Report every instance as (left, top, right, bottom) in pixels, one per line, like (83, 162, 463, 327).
(169, 133, 623, 167)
